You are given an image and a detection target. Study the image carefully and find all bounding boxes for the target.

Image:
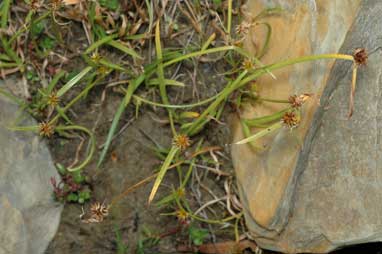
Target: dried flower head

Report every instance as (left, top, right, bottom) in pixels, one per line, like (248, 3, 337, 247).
(288, 93, 312, 108)
(81, 201, 109, 223)
(47, 92, 60, 107)
(353, 48, 368, 66)
(90, 202, 109, 217)
(172, 134, 191, 150)
(281, 111, 300, 129)
(235, 21, 252, 36)
(39, 121, 54, 137)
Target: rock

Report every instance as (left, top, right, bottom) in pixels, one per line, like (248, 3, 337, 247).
(230, 0, 382, 253)
(0, 81, 63, 254)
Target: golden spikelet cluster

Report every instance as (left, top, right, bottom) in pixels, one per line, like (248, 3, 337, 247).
(242, 58, 254, 70)
(47, 92, 60, 107)
(172, 134, 191, 150)
(39, 121, 54, 137)
(176, 209, 188, 222)
(90, 52, 102, 63)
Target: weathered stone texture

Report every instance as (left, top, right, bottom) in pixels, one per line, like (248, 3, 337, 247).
(0, 81, 62, 254)
(231, 0, 382, 252)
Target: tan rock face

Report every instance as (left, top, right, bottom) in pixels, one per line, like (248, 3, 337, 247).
(231, 0, 361, 252)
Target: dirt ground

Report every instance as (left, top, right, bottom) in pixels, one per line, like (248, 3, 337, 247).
(43, 57, 240, 254)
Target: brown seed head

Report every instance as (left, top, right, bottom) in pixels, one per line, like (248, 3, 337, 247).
(353, 48, 368, 66)
(173, 134, 191, 150)
(39, 122, 54, 137)
(288, 93, 312, 108)
(281, 111, 300, 129)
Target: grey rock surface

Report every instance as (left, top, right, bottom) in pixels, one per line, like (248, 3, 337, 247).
(283, 1, 382, 252)
(235, 1, 382, 253)
(0, 82, 63, 254)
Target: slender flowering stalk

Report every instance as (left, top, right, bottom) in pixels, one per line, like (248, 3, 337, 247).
(349, 48, 368, 117)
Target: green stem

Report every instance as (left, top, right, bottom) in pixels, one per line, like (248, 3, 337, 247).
(257, 97, 289, 104)
(236, 122, 282, 145)
(50, 75, 103, 125)
(244, 107, 290, 126)
(132, 93, 220, 109)
(238, 54, 354, 89)
(186, 70, 248, 134)
(56, 125, 95, 172)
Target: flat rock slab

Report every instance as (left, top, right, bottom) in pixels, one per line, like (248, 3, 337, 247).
(232, 0, 382, 253)
(0, 81, 62, 254)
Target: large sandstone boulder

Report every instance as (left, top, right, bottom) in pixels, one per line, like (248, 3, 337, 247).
(231, 0, 382, 253)
(0, 80, 63, 254)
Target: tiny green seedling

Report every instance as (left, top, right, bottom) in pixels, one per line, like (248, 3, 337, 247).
(50, 163, 91, 204)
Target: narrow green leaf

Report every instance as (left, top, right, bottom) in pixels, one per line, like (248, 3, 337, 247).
(1, 0, 11, 29)
(148, 78, 185, 87)
(99, 59, 124, 71)
(107, 40, 142, 59)
(148, 146, 179, 203)
(47, 70, 66, 93)
(256, 22, 272, 59)
(56, 66, 92, 97)
(97, 74, 146, 168)
(56, 125, 96, 172)
(84, 34, 117, 54)
(235, 122, 282, 145)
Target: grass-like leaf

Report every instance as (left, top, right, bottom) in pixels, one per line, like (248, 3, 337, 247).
(56, 66, 92, 97)
(97, 74, 146, 168)
(148, 146, 179, 204)
(235, 122, 281, 145)
(84, 34, 117, 54)
(107, 40, 142, 59)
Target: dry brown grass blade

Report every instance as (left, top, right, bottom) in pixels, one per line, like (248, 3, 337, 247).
(348, 64, 358, 118)
(176, 0, 202, 34)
